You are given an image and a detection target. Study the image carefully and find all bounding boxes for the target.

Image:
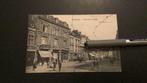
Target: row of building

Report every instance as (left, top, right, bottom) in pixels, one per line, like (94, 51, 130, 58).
(26, 15, 89, 65)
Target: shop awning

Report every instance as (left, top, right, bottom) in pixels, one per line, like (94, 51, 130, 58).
(89, 53, 95, 56)
(39, 51, 52, 58)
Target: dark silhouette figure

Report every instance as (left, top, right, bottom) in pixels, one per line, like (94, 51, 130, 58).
(58, 52, 62, 72)
(33, 51, 38, 70)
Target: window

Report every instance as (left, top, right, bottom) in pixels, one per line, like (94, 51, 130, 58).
(27, 31, 35, 46)
(41, 37, 48, 44)
(48, 24, 51, 34)
(43, 25, 48, 33)
(54, 39, 58, 47)
(27, 34, 35, 46)
(52, 27, 56, 35)
(63, 40, 67, 47)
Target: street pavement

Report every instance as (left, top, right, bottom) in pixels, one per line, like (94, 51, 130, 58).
(26, 59, 121, 73)
(26, 61, 93, 73)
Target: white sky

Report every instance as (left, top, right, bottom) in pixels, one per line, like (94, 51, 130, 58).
(52, 14, 118, 40)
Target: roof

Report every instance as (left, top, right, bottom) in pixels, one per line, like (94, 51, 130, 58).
(38, 15, 70, 30)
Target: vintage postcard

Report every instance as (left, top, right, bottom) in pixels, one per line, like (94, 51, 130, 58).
(25, 14, 121, 73)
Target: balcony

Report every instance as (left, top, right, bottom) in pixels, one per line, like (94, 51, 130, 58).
(39, 44, 51, 50)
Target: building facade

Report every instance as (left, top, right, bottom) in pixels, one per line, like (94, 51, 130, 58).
(36, 15, 70, 56)
(69, 30, 81, 60)
(68, 30, 89, 60)
(26, 15, 71, 65)
(26, 15, 38, 66)
(79, 35, 89, 60)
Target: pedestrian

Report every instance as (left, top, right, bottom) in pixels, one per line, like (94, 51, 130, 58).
(33, 51, 38, 71)
(46, 58, 49, 68)
(52, 53, 57, 71)
(91, 56, 95, 70)
(96, 57, 100, 67)
(58, 60, 62, 72)
(78, 54, 82, 63)
(110, 57, 114, 64)
(47, 50, 53, 69)
(48, 52, 52, 68)
(58, 52, 62, 72)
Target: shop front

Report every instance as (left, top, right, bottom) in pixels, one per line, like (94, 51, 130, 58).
(37, 45, 52, 64)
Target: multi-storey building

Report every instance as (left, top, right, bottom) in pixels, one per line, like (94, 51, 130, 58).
(26, 15, 38, 66)
(79, 34, 89, 60)
(36, 15, 70, 51)
(69, 30, 81, 60)
(26, 15, 71, 65)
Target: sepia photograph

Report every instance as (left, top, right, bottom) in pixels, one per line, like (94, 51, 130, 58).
(25, 14, 121, 73)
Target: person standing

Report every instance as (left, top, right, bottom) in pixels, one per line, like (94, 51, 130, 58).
(47, 50, 53, 69)
(33, 51, 38, 71)
(58, 51, 62, 72)
(52, 53, 57, 71)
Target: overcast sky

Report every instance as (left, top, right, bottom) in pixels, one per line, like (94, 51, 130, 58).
(52, 14, 118, 40)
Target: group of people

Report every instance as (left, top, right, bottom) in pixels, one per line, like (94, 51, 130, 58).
(92, 56, 102, 67)
(33, 50, 63, 72)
